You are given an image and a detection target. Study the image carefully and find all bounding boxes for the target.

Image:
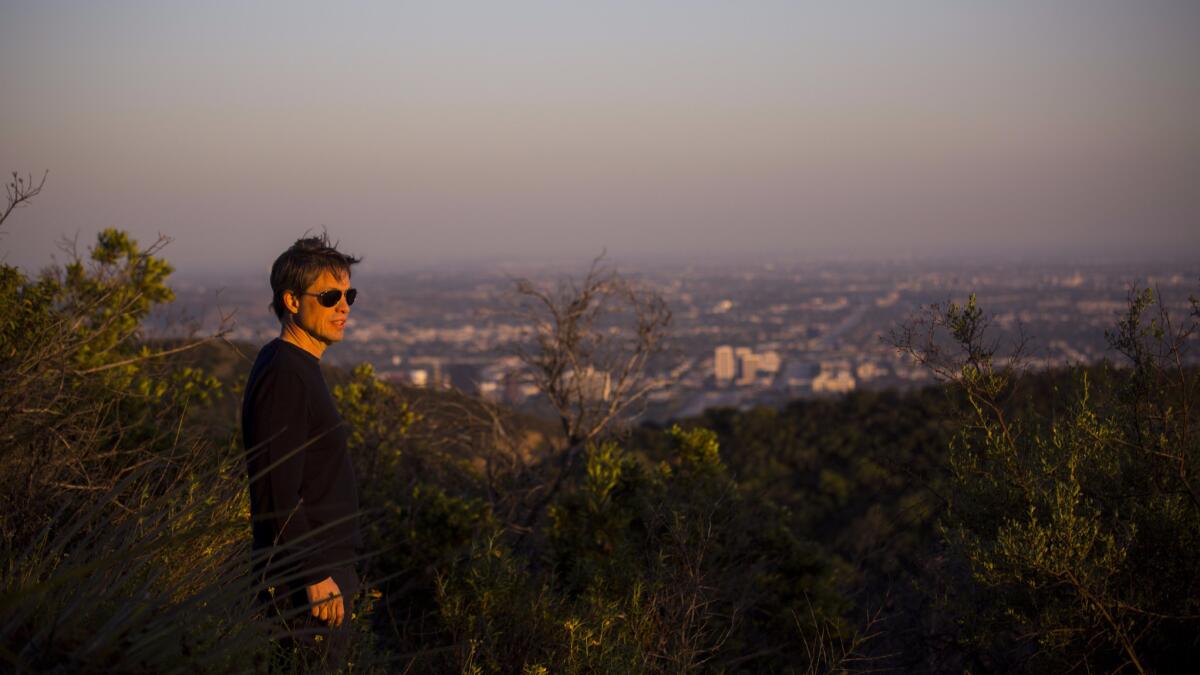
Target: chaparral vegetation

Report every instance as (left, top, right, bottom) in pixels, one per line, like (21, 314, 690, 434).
(2, 175, 1196, 673)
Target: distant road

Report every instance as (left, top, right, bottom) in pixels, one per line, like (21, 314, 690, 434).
(816, 304, 869, 351)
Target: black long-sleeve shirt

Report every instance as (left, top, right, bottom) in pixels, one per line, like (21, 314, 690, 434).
(242, 338, 362, 587)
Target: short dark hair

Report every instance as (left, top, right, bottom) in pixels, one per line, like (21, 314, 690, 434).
(269, 233, 361, 321)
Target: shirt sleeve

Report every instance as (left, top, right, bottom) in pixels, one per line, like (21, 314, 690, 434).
(246, 366, 326, 587)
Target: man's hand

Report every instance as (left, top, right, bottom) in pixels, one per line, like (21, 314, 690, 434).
(306, 576, 344, 627)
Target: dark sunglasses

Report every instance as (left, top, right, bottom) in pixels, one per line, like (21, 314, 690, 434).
(301, 288, 357, 307)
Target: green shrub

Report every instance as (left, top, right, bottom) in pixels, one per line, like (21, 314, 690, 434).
(896, 289, 1200, 673)
(0, 227, 287, 672)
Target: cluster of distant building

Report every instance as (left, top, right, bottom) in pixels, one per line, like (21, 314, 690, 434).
(713, 345, 781, 386)
(172, 260, 1200, 424)
(713, 345, 911, 395)
(380, 354, 614, 405)
(378, 342, 921, 412)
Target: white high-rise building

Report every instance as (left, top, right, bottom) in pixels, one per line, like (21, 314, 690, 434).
(714, 345, 736, 384)
(813, 367, 856, 393)
(757, 350, 782, 374)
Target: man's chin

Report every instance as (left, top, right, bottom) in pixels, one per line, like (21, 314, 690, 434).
(314, 330, 344, 345)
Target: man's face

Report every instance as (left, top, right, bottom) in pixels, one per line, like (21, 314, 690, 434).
(290, 269, 352, 345)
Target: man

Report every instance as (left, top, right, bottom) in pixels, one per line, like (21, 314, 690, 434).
(243, 234, 363, 667)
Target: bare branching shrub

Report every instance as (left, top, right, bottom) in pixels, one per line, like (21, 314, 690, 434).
(512, 254, 671, 446)
(508, 253, 671, 533)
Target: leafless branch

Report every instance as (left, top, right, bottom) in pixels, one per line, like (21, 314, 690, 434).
(0, 169, 48, 230)
(73, 329, 232, 375)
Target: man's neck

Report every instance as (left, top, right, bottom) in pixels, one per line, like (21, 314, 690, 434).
(280, 322, 326, 360)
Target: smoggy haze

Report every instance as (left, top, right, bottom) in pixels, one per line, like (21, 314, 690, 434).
(2, 1, 1198, 275)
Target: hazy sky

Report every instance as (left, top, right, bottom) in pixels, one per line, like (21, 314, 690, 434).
(2, 1, 1198, 275)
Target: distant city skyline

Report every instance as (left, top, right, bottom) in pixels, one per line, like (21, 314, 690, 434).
(3, 1, 1198, 274)
(152, 258, 1200, 422)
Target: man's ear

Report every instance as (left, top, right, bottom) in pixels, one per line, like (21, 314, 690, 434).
(282, 290, 301, 315)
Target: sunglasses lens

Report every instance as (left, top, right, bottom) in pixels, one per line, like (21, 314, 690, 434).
(317, 290, 341, 307)
(313, 288, 356, 307)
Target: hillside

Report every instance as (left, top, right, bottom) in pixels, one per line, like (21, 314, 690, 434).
(2, 226, 1197, 673)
